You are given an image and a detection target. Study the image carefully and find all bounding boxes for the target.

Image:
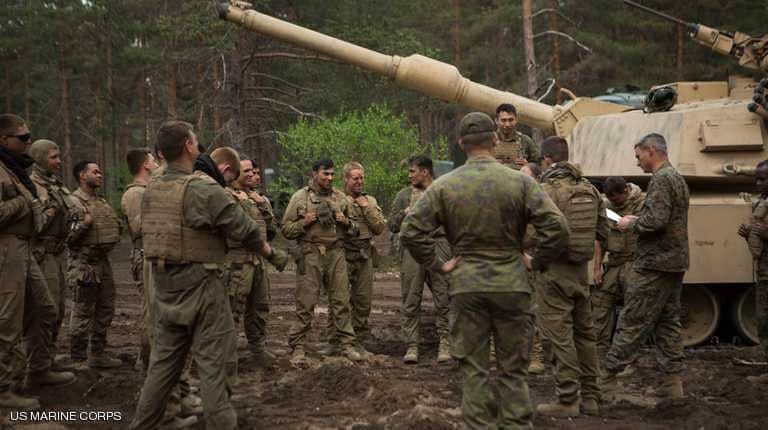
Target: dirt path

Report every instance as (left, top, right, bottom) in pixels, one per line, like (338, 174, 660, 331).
(3, 241, 767, 429)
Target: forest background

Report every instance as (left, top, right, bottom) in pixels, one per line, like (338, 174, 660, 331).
(1, 0, 765, 212)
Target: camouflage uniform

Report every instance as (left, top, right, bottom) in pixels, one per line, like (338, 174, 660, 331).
(225, 187, 277, 353)
(120, 179, 149, 364)
(281, 182, 359, 350)
(342, 192, 386, 341)
(747, 195, 768, 358)
(131, 165, 266, 430)
(537, 162, 608, 406)
(389, 186, 451, 348)
(67, 188, 121, 362)
(495, 131, 540, 170)
(0, 157, 57, 391)
(401, 153, 569, 430)
(30, 164, 73, 348)
(592, 183, 644, 360)
(605, 160, 690, 376)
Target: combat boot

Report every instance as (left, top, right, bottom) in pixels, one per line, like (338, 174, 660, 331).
(617, 364, 636, 378)
(659, 373, 684, 401)
(0, 390, 40, 410)
(528, 341, 545, 375)
(580, 398, 599, 416)
(354, 342, 373, 360)
(342, 345, 365, 362)
(536, 400, 580, 417)
(249, 348, 276, 367)
(437, 337, 452, 363)
(403, 345, 419, 364)
(88, 352, 122, 369)
(601, 371, 621, 404)
(27, 370, 76, 387)
(181, 394, 204, 417)
(290, 346, 306, 364)
(316, 342, 340, 356)
(746, 373, 768, 384)
(52, 354, 74, 371)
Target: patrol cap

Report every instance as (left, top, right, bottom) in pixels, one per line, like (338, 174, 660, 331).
(459, 112, 497, 137)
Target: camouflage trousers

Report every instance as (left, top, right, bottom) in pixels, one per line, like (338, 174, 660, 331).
(758, 280, 768, 357)
(0, 238, 56, 390)
(346, 248, 374, 340)
(34, 249, 67, 346)
(536, 262, 600, 404)
(228, 261, 270, 351)
(131, 263, 237, 430)
(289, 245, 356, 348)
(605, 269, 685, 375)
(400, 249, 450, 347)
(591, 260, 632, 361)
(69, 258, 115, 360)
(451, 292, 534, 430)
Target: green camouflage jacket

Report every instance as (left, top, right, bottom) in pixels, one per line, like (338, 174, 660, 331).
(400, 154, 569, 295)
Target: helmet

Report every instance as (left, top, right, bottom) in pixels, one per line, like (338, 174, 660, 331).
(644, 86, 678, 113)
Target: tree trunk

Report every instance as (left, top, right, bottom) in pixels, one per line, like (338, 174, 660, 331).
(549, 0, 561, 104)
(145, 72, 153, 148)
(196, 63, 205, 131)
(676, 23, 684, 80)
(58, 42, 73, 188)
(167, 63, 177, 118)
(521, 0, 541, 140)
(4, 67, 10, 113)
(212, 57, 222, 134)
(24, 71, 31, 123)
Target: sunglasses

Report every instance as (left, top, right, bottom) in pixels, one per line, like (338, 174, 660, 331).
(4, 133, 31, 143)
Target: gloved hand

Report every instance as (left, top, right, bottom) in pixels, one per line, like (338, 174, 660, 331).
(267, 248, 290, 272)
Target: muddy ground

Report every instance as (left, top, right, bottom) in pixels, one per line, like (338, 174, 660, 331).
(3, 241, 768, 429)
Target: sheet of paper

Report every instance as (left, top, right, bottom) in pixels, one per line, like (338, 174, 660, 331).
(606, 208, 621, 223)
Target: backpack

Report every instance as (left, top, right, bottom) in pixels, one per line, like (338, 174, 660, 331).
(543, 177, 600, 263)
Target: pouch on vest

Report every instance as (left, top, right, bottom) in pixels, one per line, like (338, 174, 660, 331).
(546, 178, 599, 263)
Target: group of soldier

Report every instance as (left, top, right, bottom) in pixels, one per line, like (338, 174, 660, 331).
(0, 102, 766, 430)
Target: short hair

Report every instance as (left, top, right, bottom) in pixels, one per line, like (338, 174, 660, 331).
(312, 158, 334, 172)
(635, 133, 668, 154)
(757, 160, 768, 170)
(0, 113, 26, 135)
(343, 161, 364, 178)
(523, 162, 541, 180)
(126, 148, 151, 176)
(407, 154, 434, 177)
(156, 120, 194, 162)
(540, 136, 569, 162)
(604, 176, 628, 196)
(210, 147, 241, 177)
(73, 160, 96, 183)
(495, 103, 517, 117)
(461, 131, 496, 148)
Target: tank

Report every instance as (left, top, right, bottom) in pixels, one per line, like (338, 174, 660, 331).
(217, 1, 768, 346)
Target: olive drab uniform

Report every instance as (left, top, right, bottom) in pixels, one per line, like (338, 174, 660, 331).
(400, 154, 569, 429)
(0, 159, 57, 392)
(342, 193, 386, 341)
(495, 131, 540, 170)
(30, 164, 73, 347)
(225, 186, 277, 353)
(747, 195, 768, 358)
(389, 185, 451, 348)
(131, 166, 266, 430)
(592, 183, 644, 361)
(281, 182, 359, 350)
(67, 188, 121, 362)
(537, 162, 608, 407)
(605, 161, 690, 379)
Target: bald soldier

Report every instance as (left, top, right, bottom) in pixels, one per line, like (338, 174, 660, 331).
(494, 103, 540, 170)
(131, 121, 276, 430)
(401, 112, 568, 429)
(29, 139, 75, 369)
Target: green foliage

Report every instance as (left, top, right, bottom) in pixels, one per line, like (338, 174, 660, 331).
(274, 104, 441, 211)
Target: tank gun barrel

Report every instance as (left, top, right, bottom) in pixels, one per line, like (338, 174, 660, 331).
(217, 2, 555, 131)
(624, 0, 768, 73)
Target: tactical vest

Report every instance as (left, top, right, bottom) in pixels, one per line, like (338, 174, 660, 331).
(749, 198, 768, 258)
(495, 133, 526, 169)
(225, 189, 268, 264)
(544, 177, 600, 263)
(348, 195, 373, 240)
(72, 192, 121, 246)
(0, 163, 36, 237)
(142, 175, 226, 264)
(32, 172, 71, 241)
(303, 188, 344, 246)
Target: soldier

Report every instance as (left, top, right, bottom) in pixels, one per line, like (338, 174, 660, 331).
(131, 121, 276, 430)
(520, 162, 545, 375)
(29, 139, 74, 370)
(739, 160, 768, 384)
(533, 136, 607, 417)
(401, 112, 569, 429)
(494, 103, 540, 169)
(592, 177, 644, 364)
(341, 161, 386, 350)
(120, 148, 159, 369)
(281, 158, 364, 363)
(0, 114, 75, 409)
(605, 133, 690, 402)
(211, 149, 286, 366)
(389, 155, 451, 364)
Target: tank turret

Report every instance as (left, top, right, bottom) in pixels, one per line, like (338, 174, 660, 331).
(217, 0, 768, 347)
